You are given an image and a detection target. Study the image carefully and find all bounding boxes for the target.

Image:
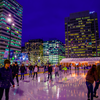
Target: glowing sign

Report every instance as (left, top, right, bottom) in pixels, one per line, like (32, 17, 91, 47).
(89, 11, 95, 14)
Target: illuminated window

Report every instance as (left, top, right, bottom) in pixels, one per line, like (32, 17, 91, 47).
(68, 31, 70, 33)
(82, 17, 90, 19)
(87, 19, 90, 21)
(76, 25, 80, 28)
(82, 33, 84, 34)
(90, 19, 94, 21)
(95, 18, 97, 20)
(76, 18, 81, 20)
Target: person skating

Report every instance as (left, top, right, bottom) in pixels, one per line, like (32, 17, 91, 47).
(62, 66, 68, 81)
(29, 64, 33, 77)
(55, 65, 59, 77)
(47, 63, 53, 81)
(0, 59, 15, 100)
(12, 62, 19, 86)
(86, 65, 98, 100)
(20, 64, 26, 80)
(93, 63, 100, 98)
(33, 65, 39, 80)
(43, 65, 47, 74)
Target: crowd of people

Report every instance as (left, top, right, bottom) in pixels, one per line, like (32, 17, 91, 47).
(0, 59, 100, 100)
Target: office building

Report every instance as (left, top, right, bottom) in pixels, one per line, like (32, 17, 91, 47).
(43, 40, 65, 64)
(25, 39, 43, 65)
(0, 0, 23, 65)
(65, 10, 99, 58)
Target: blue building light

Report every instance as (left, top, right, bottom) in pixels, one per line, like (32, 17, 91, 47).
(89, 11, 95, 14)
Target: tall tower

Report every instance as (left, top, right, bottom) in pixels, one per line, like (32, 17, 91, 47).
(0, 0, 23, 64)
(65, 10, 99, 58)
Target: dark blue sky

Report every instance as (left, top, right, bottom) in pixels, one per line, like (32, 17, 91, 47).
(16, 0, 100, 46)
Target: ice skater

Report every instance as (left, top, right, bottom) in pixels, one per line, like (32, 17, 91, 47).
(47, 63, 53, 81)
(29, 64, 33, 77)
(93, 63, 100, 98)
(55, 65, 59, 77)
(11, 62, 19, 86)
(62, 66, 68, 81)
(20, 64, 26, 80)
(0, 59, 15, 100)
(43, 65, 47, 74)
(33, 65, 39, 80)
(86, 65, 98, 100)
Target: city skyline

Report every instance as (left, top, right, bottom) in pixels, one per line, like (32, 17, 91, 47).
(16, 0, 100, 46)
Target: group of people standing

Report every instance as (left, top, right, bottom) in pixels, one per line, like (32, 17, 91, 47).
(10, 62, 26, 85)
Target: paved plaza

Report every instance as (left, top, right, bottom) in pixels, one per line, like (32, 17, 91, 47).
(2, 70, 100, 100)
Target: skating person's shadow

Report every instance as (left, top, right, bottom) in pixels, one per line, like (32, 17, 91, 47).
(12, 87, 24, 96)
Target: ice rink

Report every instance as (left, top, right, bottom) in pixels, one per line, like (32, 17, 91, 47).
(2, 70, 100, 100)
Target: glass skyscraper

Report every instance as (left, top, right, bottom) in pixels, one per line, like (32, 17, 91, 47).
(65, 10, 99, 58)
(43, 40, 65, 64)
(0, 0, 23, 65)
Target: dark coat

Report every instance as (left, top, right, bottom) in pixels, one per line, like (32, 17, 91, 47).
(11, 65, 19, 75)
(0, 67, 14, 89)
(86, 70, 98, 84)
(29, 65, 33, 71)
(20, 66, 25, 73)
(48, 66, 52, 73)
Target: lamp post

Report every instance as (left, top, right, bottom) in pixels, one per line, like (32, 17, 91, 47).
(7, 14, 15, 60)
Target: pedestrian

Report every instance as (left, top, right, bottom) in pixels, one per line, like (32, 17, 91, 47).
(93, 63, 100, 98)
(0, 59, 15, 100)
(29, 64, 33, 77)
(20, 64, 26, 80)
(33, 65, 39, 80)
(55, 65, 59, 77)
(84, 65, 85, 70)
(43, 65, 47, 74)
(12, 62, 19, 86)
(62, 66, 67, 74)
(47, 63, 53, 81)
(86, 65, 98, 100)
(69, 64, 71, 70)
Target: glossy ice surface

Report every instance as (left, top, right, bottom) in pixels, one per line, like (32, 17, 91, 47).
(2, 70, 100, 100)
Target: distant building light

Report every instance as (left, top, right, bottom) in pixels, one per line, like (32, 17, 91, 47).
(89, 11, 95, 14)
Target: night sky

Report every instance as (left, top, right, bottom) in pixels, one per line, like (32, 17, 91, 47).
(16, 0, 100, 46)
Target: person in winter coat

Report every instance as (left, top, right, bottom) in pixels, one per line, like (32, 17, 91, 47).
(93, 64, 100, 98)
(43, 65, 47, 74)
(11, 62, 19, 86)
(55, 65, 59, 77)
(29, 64, 33, 77)
(47, 63, 53, 81)
(33, 65, 39, 80)
(0, 59, 15, 100)
(20, 64, 26, 80)
(86, 65, 98, 100)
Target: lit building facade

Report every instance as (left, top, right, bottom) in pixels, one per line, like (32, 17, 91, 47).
(0, 0, 23, 66)
(65, 10, 99, 58)
(43, 40, 65, 64)
(97, 40, 100, 56)
(25, 39, 43, 65)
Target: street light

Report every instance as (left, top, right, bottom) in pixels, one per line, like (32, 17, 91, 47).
(6, 14, 15, 60)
